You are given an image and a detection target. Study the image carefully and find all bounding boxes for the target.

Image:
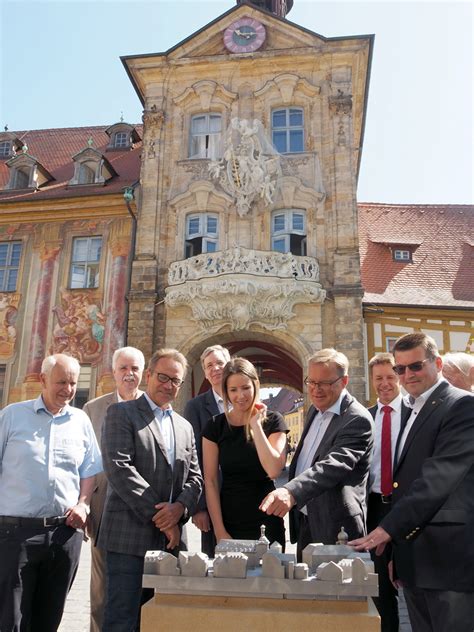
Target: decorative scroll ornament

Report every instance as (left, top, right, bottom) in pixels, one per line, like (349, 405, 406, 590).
(209, 118, 282, 217)
(165, 247, 325, 333)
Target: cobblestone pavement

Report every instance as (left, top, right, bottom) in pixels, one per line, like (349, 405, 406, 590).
(60, 471, 412, 631)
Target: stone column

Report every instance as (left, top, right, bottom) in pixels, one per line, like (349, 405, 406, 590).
(96, 221, 131, 395)
(327, 87, 366, 402)
(126, 106, 162, 360)
(23, 233, 62, 396)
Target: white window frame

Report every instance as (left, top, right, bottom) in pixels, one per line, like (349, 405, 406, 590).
(0, 141, 11, 158)
(0, 241, 22, 291)
(393, 249, 411, 262)
(271, 209, 306, 255)
(189, 113, 222, 159)
(69, 236, 102, 289)
(185, 213, 218, 257)
(114, 131, 129, 148)
(271, 107, 304, 154)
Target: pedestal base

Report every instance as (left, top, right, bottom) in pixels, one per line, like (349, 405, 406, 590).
(141, 593, 380, 631)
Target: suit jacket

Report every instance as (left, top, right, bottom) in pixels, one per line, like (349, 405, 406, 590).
(83, 391, 121, 539)
(183, 389, 220, 512)
(286, 393, 374, 545)
(380, 381, 474, 592)
(97, 394, 202, 557)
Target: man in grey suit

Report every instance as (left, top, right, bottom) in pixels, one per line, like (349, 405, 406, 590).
(98, 348, 202, 631)
(83, 346, 145, 632)
(260, 349, 374, 560)
(183, 344, 231, 556)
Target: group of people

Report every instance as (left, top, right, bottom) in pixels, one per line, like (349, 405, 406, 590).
(0, 334, 472, 632)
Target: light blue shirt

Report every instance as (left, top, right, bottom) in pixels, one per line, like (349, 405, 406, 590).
(0, 395, 102, 518)
(144, 393, 175, 467)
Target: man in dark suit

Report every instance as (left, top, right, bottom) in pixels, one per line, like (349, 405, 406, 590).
(260, 349, 374, 560)
(83, 346, 145, 632)
(98, 348, 202, 631)
(367, 352, 408, 632)
(183, 344, 230, 557)
(351, 333, 474, 632)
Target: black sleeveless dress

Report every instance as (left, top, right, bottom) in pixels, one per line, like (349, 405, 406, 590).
(202, 411, 288, 546)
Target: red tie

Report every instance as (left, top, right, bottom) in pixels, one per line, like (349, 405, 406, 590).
(381, 405, 393, 496)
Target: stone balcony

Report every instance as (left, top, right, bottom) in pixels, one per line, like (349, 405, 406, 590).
(165, 246, 326, 333)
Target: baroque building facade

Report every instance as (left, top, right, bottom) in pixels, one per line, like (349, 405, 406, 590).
(124, 1, 373, 405)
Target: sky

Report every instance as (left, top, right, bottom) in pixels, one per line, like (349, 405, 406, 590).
(1, 0, 473, 205)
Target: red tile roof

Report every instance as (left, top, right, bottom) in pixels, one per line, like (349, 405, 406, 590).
(0, 125, 142, 202)
(358, 203, 474, 308)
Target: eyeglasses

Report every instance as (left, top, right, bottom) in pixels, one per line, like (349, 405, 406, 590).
(304, 376, 343, 389)
(153, 372, 184, 387)
(393, 359, 431, 375)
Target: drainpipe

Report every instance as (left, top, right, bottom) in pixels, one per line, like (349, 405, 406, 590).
(122, 183, 138, 345)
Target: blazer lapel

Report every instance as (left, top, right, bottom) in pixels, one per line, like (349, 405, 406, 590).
(204, 389, 219, 417)
(137, 395, 172, 466)
(313, 393, 352, 462)
(395, 383, 447, 470)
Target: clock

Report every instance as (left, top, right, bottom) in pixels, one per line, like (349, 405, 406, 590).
(223, 18, 266, 53)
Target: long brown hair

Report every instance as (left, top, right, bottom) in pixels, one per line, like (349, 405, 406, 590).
(222, 357, 261, 441)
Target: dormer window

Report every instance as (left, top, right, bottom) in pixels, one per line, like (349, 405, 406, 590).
(4, 150, 54, 190)
(105, 122, 141, 151)
(78, 163, 95, 185)
(0, 133, 23, 160)
(113, 132, 128, 148)
(13, 169, 29, 189)
(393, 249, 412, 262)
(69, 145, 117, 186)
(0, 141, 11, 158)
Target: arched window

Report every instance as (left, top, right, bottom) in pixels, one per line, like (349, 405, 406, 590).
(271, 107, 304, 153)
(271, 209, 306, 255)
(189, 114, 222, 159)
(185, 213, 218, 258)
(0, 141, 11, 158)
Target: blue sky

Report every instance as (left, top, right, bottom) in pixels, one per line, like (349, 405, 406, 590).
(1, 0, 472, 204)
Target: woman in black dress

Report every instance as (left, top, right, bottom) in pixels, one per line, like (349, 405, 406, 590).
(202, 357, 288, 546)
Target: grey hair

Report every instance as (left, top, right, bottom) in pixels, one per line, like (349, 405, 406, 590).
(112, 347, 145, 371)
(41, 354, 81, 375)
(442, 352, 474, 376)
(200, 345, 231, 368)
(308, 348, 349, 377)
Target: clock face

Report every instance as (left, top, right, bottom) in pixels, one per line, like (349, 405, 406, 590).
(224, 18, 266, 53)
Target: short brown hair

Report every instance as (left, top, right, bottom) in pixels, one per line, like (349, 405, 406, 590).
(392, 333, 439, 361)
(148, 348, 188, 376)
(368, 352, 395, 374)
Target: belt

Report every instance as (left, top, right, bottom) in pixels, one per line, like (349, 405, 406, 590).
(370, 492, 392, 505)
(0, 515, 68, 528)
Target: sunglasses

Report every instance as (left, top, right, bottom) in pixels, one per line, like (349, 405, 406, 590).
(393, 359, 431, 375)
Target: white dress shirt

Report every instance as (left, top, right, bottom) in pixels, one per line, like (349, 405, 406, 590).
(369, 394, 403, 493)
(294, 390, 348, 515)
(212, 389, 225, 414)
(144, 393, 175, 467)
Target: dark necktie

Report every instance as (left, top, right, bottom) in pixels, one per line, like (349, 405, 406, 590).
(381, 405, 393, 496)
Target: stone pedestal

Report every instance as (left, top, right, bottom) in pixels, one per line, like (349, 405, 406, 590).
(141, 594, 380, 631)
